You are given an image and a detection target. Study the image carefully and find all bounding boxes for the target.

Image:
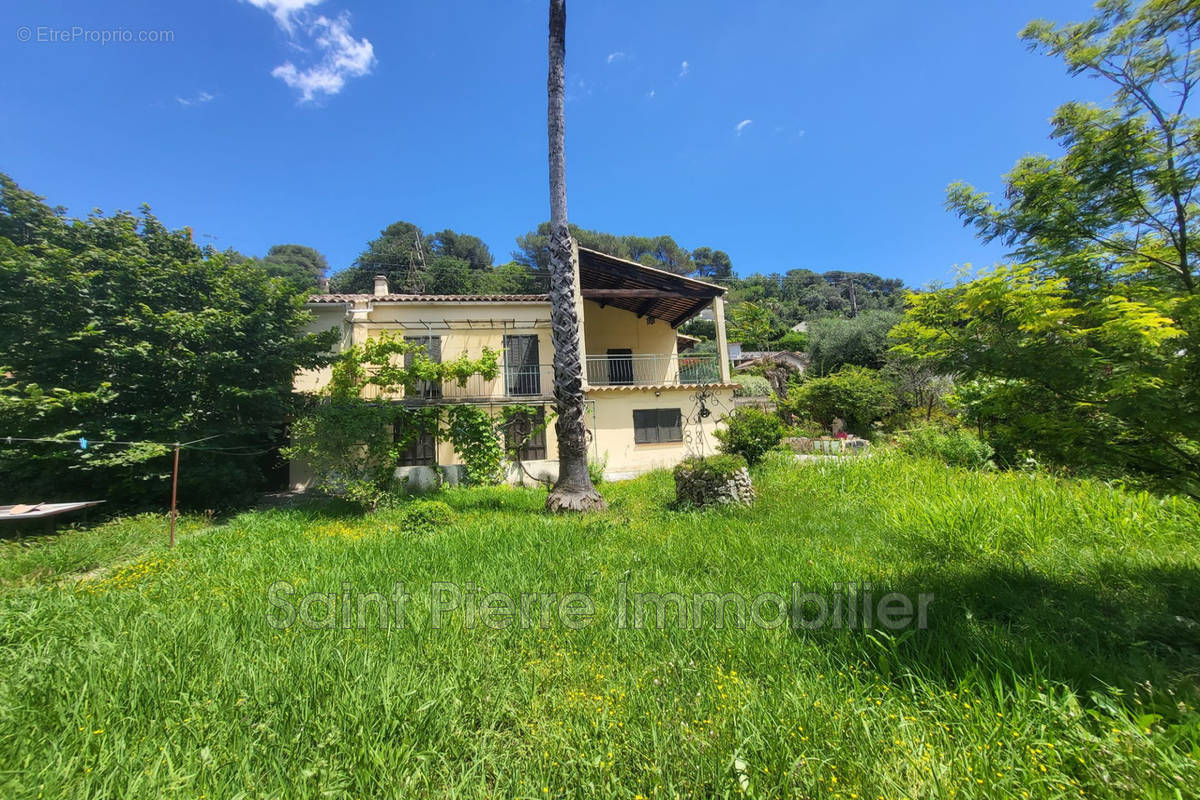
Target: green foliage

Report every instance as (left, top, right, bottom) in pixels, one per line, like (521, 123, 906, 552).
(678, 319, 716, 341)
(897, 425, 995, 470)
(784, 419, 829, 438)
(290, 336, 508, 496)
(892, 262, 1198, 495)
(770, 331, 808, 351)
(476, 261, 548, 294)
(514, 222, 731, 278)
(395, 499, 455, 534)
(588, 452, 607, 485)
(675, 453, 748, 480)
(331, 221, 537, 295)
(444, 405, 505, 486)
(882, 356, 955, 424)
(281, 400, 415, 508)
(727, 269, 907, 325)
(806, 310, 903, 375)
(326, 333, 499, 399)
(919, 0, 1200, 497)
(732, 375, 772, 398)
(714, 407, 784, 466)
(260, 244, 328, 292)
(0, 174, 336, 509)
(426, 229, 493, 271)
(785, 365, 896, 435)
(332, 220, 424, 293)
(728, 302, 779, 350)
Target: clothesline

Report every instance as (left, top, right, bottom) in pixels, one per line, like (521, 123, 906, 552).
(0, 434, 278, 455)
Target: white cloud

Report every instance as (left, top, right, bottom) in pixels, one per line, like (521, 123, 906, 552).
(177, 90, 215, 107)
(607, 51, 626, 64)
(735, 119, 753, 135)
(244, 0, 323, 33)
(647, 89, 656, 99)
(246, 1, 376, 102)
(679, 60, 690, 78)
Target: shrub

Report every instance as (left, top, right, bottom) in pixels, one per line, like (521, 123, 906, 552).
(785, 419, 828, 438)
(898, 426, 994, 469)
(733, 375, 772, 397)
(588, 452, 608, 485)
(770, 331, 809, 351)
(784, 365, 895, 435)
(714, 407, 784, 466)
(806, 310, 903, 375)
(397, 499, 455, 534)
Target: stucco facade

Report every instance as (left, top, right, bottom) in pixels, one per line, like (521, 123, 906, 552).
(289, 251, 735, 489)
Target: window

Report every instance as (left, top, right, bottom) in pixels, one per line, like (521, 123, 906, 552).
(633, 408, 683, 444)
(504, 407, 547, 461)
(504, 335, 541, 396)
(395, 425, 436, 467)
(404, 336, 442, 400)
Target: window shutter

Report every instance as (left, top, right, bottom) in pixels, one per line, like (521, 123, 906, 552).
(633, 410, 656, 443)
(505, 335, 541, 396)
(659, 409, 682, 442)
(632, 408, 683, 444)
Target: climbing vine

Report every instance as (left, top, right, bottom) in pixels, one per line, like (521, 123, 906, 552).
(288, 334, 522, 502)
(328, 333, 500, 399)
(444, 405, 506, 486)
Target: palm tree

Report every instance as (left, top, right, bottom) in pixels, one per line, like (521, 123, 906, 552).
(545, 0, 605, 512)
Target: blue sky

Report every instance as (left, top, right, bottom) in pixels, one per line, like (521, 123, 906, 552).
(2, 0, 1107, 287)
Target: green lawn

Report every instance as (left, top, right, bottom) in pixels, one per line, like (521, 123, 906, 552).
(2, 454, 1199, 799)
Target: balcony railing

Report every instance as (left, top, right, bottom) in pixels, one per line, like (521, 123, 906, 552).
(357, 354, 722, 401)
(360, 364, 554, 403)
(585, 354, 721, 387)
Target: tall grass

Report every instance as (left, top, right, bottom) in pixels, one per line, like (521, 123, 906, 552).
(0, 453, 1197, 798)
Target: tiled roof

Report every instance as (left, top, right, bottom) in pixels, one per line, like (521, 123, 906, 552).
(307, 293, 549, 304)
(586, 382, 739, 392)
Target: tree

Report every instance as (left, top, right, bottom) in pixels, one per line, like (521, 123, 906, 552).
(895, 0, 1200, 497)
(691, 246, 733, 279)
(514, 223, 730, 278)
(335, 223, 512, 295)
(478, 261, 546, 294)
(0, 174, 336, 509)
(679, 318, 716, 341)
(261, 244, 328, 292)
(332, 220, 425, 293)
(786, 366, 896, 435)
(807, 310, 903, 375)
(423, 256, 476, 294)
(883, 355, 954, 422)
(728, 301, 778, 349)
(544, 0, 604, 512)
(427, 229, 494, 271)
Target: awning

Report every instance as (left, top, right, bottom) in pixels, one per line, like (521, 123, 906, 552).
(577, 247, 725, 328)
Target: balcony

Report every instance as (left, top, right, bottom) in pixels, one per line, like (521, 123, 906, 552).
(357, 354, 721, 402)
(585, 353, 721, 387)
(360, 364, 554, 404)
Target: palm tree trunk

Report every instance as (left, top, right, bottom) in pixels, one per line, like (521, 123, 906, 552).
(545, 0, 605, 512)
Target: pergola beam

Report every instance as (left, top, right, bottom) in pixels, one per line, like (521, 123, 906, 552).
(581, 288, 714, 300)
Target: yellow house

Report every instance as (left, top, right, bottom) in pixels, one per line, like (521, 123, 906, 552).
(290, 246, 737, 489)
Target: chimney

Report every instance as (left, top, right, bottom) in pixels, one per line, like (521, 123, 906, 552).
(318, 277, 331, 293)
(373, 274, 389, 297)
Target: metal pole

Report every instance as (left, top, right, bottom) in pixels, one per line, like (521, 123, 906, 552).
(169, 444, 180, 548)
